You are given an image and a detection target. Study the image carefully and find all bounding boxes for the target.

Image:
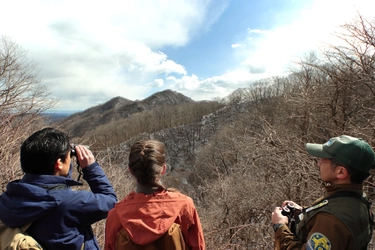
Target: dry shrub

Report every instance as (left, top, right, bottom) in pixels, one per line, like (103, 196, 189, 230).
(187, 109, 323, 249)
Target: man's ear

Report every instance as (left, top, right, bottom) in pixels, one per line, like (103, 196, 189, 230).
(54, 158, 63, 174)
(336, 166, 349, 179)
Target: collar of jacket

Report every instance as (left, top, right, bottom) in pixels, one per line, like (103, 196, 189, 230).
(324, 183, 363, 196)
(21, 173, 83, 187)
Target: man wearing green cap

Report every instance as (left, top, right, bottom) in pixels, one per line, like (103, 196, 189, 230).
(271, 135, 374, 249)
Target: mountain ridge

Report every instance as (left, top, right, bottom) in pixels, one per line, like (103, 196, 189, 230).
(54, 89, 195, 138)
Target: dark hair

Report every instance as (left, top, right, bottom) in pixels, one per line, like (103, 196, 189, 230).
(330, 158, 370, 184)
(20, 127, 71, 175)
(128, 140, 166, 188)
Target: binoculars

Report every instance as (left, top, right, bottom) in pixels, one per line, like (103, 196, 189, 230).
(70, 144, 90, 181)
(70, 144, 90, 157)
(281, 203, 296, 217)
(281, 203, 302, 234)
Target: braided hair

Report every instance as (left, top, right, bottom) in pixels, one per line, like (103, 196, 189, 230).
(128, 140, 166, 189)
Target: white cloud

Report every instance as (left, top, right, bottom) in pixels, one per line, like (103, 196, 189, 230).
(231, 44, 242, 48)
(164, 0, 375, 102)
(165, 70, 263, 101)
(0, 0, 230, 110)
(166, 75, 201, 90)
(247, 29, 270, 35)
(232, 0, 375, 80)
(147, 79, 165, 88)
(1, 0, 375, 111)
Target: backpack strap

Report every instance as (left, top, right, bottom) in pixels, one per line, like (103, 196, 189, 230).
(20, 223, 32, 233)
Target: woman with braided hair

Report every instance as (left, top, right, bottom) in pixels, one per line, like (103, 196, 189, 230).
(105, 140, 205, 250)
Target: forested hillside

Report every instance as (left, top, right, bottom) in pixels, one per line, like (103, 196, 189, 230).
(55, 89, 196, 138)
(2, 14, 375, 249)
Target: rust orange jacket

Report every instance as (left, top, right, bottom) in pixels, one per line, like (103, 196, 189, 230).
(104, 189, 205, 250)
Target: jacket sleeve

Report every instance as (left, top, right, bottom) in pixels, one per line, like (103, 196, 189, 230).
(180, 198, 205, 250)
(274, 224, 303, 250)
(274, 212, 353, 250)
(104, 208, 123, 250)
(75, 162, 117, 225)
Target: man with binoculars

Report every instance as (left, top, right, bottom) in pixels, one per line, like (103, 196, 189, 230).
(0, 127, 117, 249)
(272, 135, 374, 250)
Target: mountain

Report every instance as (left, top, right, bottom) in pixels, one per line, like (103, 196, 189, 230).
(54, 89, 194, 138)
(142, 89, 193, 106)
(43, 112, 75, 123)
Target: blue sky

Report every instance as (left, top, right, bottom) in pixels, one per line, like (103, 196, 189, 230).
(1, 0, 374, 112)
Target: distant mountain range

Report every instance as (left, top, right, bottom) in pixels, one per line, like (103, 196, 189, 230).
(51, 89, 195, 137)
(43, 112, 75, 123)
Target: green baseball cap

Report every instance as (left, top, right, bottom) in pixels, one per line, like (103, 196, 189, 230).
(306, 135, 375, 173)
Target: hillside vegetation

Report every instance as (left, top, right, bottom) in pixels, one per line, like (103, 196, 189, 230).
(2, 14, 375, 249)
(56, 89, 196, 138)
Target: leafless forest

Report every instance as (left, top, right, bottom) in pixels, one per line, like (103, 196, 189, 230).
(2, 14, 375, 249)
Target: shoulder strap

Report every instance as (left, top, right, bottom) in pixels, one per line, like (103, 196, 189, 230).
(325, 191, 371, 208)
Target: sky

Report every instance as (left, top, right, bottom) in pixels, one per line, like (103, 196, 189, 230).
(1, 0, 374, 112)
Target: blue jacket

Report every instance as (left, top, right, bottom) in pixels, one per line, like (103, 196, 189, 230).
(0, 162, 117, 250)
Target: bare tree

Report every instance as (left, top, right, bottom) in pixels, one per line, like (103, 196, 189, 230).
(293, 14, 375, 140)
(0, 35, 56, 190)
